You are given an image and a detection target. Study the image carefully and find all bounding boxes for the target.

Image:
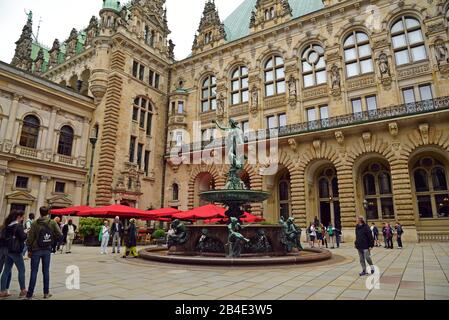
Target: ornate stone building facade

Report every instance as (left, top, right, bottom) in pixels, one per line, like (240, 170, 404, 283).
(3, 0, 449, 242)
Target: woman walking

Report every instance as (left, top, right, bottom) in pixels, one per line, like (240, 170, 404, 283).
(99, 220, 110, 255)
(0, 210, 28, 298)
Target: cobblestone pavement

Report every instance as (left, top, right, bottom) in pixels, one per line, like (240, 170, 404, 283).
(1, 243, 448, 300)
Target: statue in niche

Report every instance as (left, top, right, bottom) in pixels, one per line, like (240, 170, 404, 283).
(288, 76, 297, 97)
(435, 40, 449, 65)
(330, 64, 340, 89)
(378, 52, 391, 78)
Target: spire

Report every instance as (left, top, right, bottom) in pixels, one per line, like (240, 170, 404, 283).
(192, 0, 226, 52)
(11, 12, 34, 71)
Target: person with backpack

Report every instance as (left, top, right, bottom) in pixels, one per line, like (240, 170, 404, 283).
(22, 213, 34, 258)
(0, 220, 11, 296)
(395, 222, 404, 249)
(0, 210, 27, 298)
(327, 224, 335, 249)
(25, 207, 62, 300)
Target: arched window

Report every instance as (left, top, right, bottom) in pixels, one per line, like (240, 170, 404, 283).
(343, 31, 373, 77)
(412, 157, 449, 218)
(278, 171, 291, 221)
(57, 126, 74, 156)
(391, 16, 427, 66)
(204, 32, 212, 45)
(362, 162, 395, 220)
(172, 183, 179, 201)
(20, 115, 40, 149)
(230, 66, 249, 105)
(201, 75, 217, 112)
(133, 97, 153, 136)
(317, 168, 341, 228)
(301, 44, 326, 88)
(264, 55, 285, 97)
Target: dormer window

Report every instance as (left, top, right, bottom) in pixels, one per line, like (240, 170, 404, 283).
(265, 7, 275, 21)
(204, 32, 212, 45)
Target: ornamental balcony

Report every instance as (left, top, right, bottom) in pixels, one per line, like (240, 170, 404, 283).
(168, 113, 188, 128)
(167, 96, 449, 155)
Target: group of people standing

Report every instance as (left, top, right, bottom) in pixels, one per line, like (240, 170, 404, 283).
(0, 207, 62, 299)
(369, 222, 404, 249)
(98, 217, 139, 258)
(307, 218, 342, 249)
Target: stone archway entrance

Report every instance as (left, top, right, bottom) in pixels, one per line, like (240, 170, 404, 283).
(317, 167, 341, 229)
(194, 172, 216, 207)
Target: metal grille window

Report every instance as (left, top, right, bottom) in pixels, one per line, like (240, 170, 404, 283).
(343, 31, 373, 77)
(264, 55, 285, 97)
(55, 182, 66, 193)
(230, 66, 249, 105)
(20, 115, 40, 149)
(16, 176, 29, 189)
(391, 16, 427, 66)
(302, 44, 326, 88)
(201, 75, 217, 112)
(57, 125, 74, 156)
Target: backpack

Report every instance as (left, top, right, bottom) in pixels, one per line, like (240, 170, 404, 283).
(37, 223, 53, 249)
(328, 227, 334, 236)
(7, 225, 22, 253)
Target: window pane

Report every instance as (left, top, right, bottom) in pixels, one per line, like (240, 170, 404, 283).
(267, 116, 276, 129)
(356, 32, 369, 43)
(302, 61, 312, 73)
(391, 20, 404, 33)
(211, 76, 216, 85)
(202, 89, 209, 99)
(303, 74, 314, 87)
(352, 98, 363, 113)
(432, 167, 448, 191)
(316, 71, 327, 84)
(319, 178, 329, 198)
(241, 77, 248, 89)
(379, 172, 392, 194)
(232, 93, 239, 105)
(265, 70, 273, 82)
(242, 90, 249, 103)
(381, 198, 395, 219)
(265, 58, 273, 68)
(366, 96, 377, 110)
(344, 48, 357, 62)
(411, 45, 426, 61)
(417, 195, 433, 218)
(346, 63, 359, 77)
(405, 18, 420, 29)
(202, 101, 209, 112)
(392, 34, 407, 48)
(360, 59, 374, 74)
(358, 44, 371, 58)
(265, 84, 274, 96)
(279, 114, 287, 127)
(276, 81, 285, 94)
(395, 50, 410, 65)
(419, 85, 433, 101)
(364, 174, 376, 195)
(408, 30, 423, 45)
(241, 66, 248, 76)
(307, 108, 316, 121)
(403, 88, 416, 104)
(332, 177, 339, 197)
(231, 69, 239, 79)
(275, 56, 283, 66)
(435, 194, 449, 217)
(232, 80, 239, 91)
(320, 106, 329, 119)
(366, 200, 379, 220)
(344, 35, 355, 47)
(275, 67, 285, 79)
(210, 99, 216, 110)
(316, 57, 326, 69)
(211, 86, 216, 97)
(414, 169, 429, 192)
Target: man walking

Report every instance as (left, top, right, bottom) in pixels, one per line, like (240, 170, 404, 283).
(395, 222, 404, 249)
(62, 220, 77, 254)
(355, 216, 375, 276)
(25, 207, 62, 299)
(111, 216, 124, 254)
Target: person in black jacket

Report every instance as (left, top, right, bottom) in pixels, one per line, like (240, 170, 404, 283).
(122, 219, 138, 258)
(0, 210, 27, 298)
(355, 216, 375, 276)
(111, 216, 124, 254)
(395, 222, 404, 249)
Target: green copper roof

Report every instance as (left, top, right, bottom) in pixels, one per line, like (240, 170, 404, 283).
(103, 0, 121, 11)
(223, 0, 325, 43)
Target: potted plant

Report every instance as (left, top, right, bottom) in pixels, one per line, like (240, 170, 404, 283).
(152, 229, 166, 246)
(79, 218, 103, 246)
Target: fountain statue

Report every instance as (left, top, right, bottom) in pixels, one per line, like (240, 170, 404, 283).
(227, 217, 250, 257)
(167, 219, 187, 249)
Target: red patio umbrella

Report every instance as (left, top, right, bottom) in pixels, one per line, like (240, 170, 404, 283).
(204, 212, 265, 224)
(50, 206, 92, 216)
(140, 208, 182, 221)
(172, 204, 227, 221)
(77, 204, 150, 219)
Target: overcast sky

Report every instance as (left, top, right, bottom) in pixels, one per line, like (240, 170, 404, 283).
(0, 0, 244, 62)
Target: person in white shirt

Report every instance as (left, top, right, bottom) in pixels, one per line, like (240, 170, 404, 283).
(309, 223, 316, 248)
(100, 221, 110, 254)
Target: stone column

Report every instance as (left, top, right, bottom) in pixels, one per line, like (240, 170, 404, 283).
(45, 107, 59, 152)
(4, 94, 21, 150)
(0, 168, 8, 222)
(74, 181, 84, 206)
(80, 117, 90, 159)
(37, 176, 50, 209)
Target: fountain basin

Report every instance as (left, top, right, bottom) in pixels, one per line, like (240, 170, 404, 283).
(200, 190, 271, 204)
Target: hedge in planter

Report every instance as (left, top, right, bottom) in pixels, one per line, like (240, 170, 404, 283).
(79, 218, 104, 247)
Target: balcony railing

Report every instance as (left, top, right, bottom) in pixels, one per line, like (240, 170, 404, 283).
(171, 96, 449, 153)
